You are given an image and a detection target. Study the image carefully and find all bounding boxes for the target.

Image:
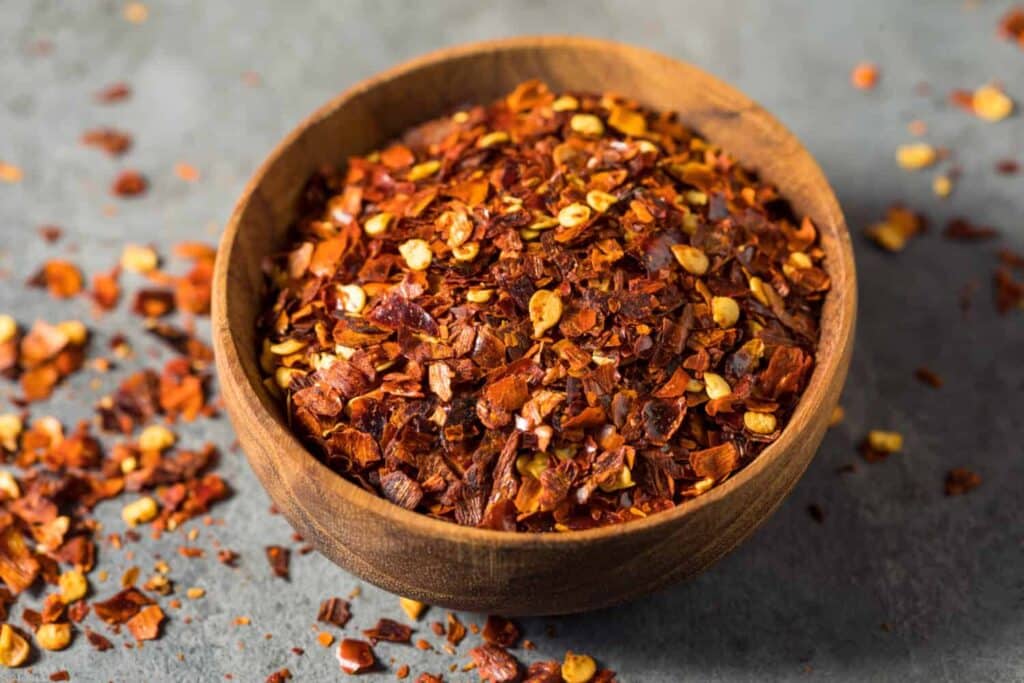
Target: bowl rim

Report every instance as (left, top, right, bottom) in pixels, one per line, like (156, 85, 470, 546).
(213, 34, 856, 549)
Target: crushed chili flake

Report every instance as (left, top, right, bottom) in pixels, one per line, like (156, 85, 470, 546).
(95, 82, 131, 103)
(82, 128, 133, 156)
(174, 162, 201, 182)
(28, 260, 84, 299)
(265, 668, 292, 683)
(446, 613, 467, 646)
(317, 597, 351, 627)
(469, 643, 520, 682)
(50, 671, 70, 682)
(111, 170, 148, 198)
(0, 161, 23, 184)
(482, 616, 520, 648)
(396, 664, 411, 679)
(998, 6, 1024, 46)
(265, 545, 290, 579)
(995, 159, 1020, 175)
(337, 638, 376, 674)
(993, 267, 1024, 313)
(850, 62, 879, 90)
(38, 225, 63, 244)
(945, 468, 982, 496)
(944, 217, 999, 241)
(865, 204, 926, 252)
(259, 81, 830, 532)
(363, 618, 413, 645)
(914, 367, 943, 388)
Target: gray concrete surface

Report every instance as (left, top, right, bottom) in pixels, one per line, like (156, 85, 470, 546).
(2, 1, 1023, 681)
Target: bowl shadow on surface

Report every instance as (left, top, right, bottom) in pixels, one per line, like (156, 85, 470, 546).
(513, 184, 1024, 678)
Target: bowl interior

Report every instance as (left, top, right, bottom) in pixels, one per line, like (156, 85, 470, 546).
(215, 36, 854, 546)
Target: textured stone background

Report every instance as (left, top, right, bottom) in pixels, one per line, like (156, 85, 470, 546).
(2, 1, 1023, 681)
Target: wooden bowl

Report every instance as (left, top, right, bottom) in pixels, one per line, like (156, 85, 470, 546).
(212, 36, 856, 616)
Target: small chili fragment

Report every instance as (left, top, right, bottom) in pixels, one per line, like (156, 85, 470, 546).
(337, 638, 375, 674)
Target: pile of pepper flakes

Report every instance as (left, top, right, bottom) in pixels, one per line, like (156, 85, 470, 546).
(0, 237, 228, 670)
(259, 80, 830, 532)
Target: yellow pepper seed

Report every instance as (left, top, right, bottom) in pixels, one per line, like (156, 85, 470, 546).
(585, 190, 618, 213)
(363, 212, 393, 237)
(0, 624, 29, 668)
(972, 84, 1014, 122)
(703, 372, 731, 400)
(744, 411, 778, 434)
(268, 338, 307, 355)
(598, 465, 635, 492)
(122, 496, 159, 527)
(337, 284, 367, 314)
(407, 159, 440, 182)
(477, 131, 510, 148)
(867, 430, 903, 453)
(399, 238, 433, 271)
(558, 203, 591, 229)
(138, 424, 175, 452)
(670, 244, 709, 275)
(466, 288, 493, 304)
(562, 651, 598, 683)
(451, 242, 479, 262)
(0, 314, 15, 344)
(0, 413, 23, 453)
(711, 296, 740, 328)
(529, 289, 563, 339)
(570, 113, 604, 137)
(896, 143, 937, 170)
(120, 244, 158, 273)
(35, 623, 71, 651)
(748, 277, 771, 306)
(59, 570, 88, 603)
(551, 95, 579, 112)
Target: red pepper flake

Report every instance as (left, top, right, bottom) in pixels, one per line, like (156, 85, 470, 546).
(997, 6, 1024, 48)
(999, 249, 1024, 270)
(81, 128, 133, 156)
(446, 612, 467, 646)
(995, 159, 1020, 175)
(266, 545, 290, 580)
(363, 618, 413, 645)
(396, 664, 410, 679)
(111, 170, 148, 198)
(132, 288, 176, 317)
(993, 267, 1024, 314)
(260, 80, 830, 532)
(91, 266, 122, 311)
(943, 218, 1000, 242)
(265, 669, 292, 683)
(50, 671, 70, 682)
(337, 638, 376, 674)
(850, 62, 879, 90)
(0, 161, 23, 183)
(482, 615, 520, 648)
(38, 225, 63, 243)
(524, 660, 561, 682)
(93, 587, 154, 624)
(945, 468, 982, 496)
(174, 162, 201, 182)
(95, 82, 131, 103)
(469, 643, 520, 682)
(126, 603, 164, 641)
(316, 597, 351, 627)
(913, 367, 943, 388)
(217, 548, 240, 567)
(28, 260, 84, 298)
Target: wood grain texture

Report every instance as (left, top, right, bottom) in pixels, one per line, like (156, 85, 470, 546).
(212, 36, 856, 616)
